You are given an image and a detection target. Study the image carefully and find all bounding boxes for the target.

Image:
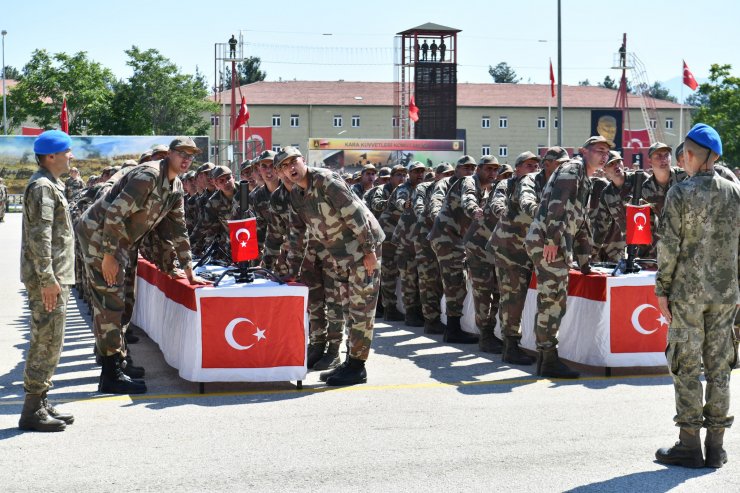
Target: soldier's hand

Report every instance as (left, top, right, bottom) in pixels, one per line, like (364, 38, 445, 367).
(657, 296, 672, 325)
(102, 253, 120, 287)
(169, 268, 187, 279)
(543, 245, 558, 263)
(473, 208, 484, 220)
(41, 282, 61, 312)
(363, 251, 378, 276)
(187, 275, 211, 286)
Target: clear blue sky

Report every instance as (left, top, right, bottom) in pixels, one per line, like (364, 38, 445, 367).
(3, 0, 738, 99)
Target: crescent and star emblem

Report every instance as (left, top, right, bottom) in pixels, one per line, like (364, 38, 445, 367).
(631, 304, 668, 335)
(633, 211, 647, 231)
(235, 227, 251, 248)
(224, 317, 266, 350)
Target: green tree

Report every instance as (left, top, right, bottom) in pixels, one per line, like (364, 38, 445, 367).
(222, 57, 267, 90)
(599, 75, 617, 89)
(2, 65, 22, 80)
(693, 64, 740, 166)
(646, 81, 677, 102)
(578, 79, 591, 86)
(7, 50, 115, 133)
(102, 46, 218, 135)
(488, 62, 520, 83)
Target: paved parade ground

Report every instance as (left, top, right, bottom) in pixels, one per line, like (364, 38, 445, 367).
(0, 211, 738, 492)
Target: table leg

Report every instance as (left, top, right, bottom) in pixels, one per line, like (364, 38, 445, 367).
(199, 382, 205, 394)
(296, 380, 303, 390)
(605, 367, 612, 378)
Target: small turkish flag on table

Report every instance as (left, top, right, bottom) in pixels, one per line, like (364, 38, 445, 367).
(228, 217, 259, 262)
(626, 204, 651, 245)
(610, 285, 669, 353)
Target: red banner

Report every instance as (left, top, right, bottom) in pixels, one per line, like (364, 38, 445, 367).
(235, 126, 272, 160)
(408, 96, 419, 123)
(60, 98, 69, 134)
(200, 295, 306, 368)
(623, 129, 651, 149)
(626, 204, 651, 245)
(610, 285, 669, 353)
(228, 217, 259, 263)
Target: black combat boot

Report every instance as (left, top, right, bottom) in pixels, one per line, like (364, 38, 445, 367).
(313, 342, 341, 371)
(122, 354, 146, 379)
(384, 304, 404, 322)
(41, 391, 74, 425)
(705, 429, 728, 468)
(404, 305, 424, 327)
(375, 292, 384, 318)
(655, 428, 704, 468)
(320, 353, 349, 382)
(99, 353, 147, 394)
(306, 342, 326, 369)
(18, 393, 66, 432)
(478, 329, 503, 354)
(424, 317, 445, 335)
(537, 348, 579, 379)
(502, 336, 535, 365)
(124, 327, 140, 344)
(325, 356, 367, 386)
(443, 316, 479, 344)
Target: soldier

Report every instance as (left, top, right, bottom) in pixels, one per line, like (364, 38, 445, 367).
(525, 137, 612, 378)
(189, 162, 217, 257)
(252, 150, 284, 270)
(64, 166, 84, 201)
(429, 155, 478, 344)
(138, 149, 153, 164)
(200, 165, 238, 262)
(675, 142, 686, 169)
(0, 177, 7, 222)
(376, 166, 391, 186)
(489, 150, 550, 364)
(276, 146, 384, 386)
(591, 151, 628, 262)
(76, 137, 209, 394)
(351, 164, 377, 199)
(655, 124, 740, 469)
(462, 155, 502, 352)
(19, 130, 76, 432)
(150, 144, 170, 162)
(182, 171, 199, 234)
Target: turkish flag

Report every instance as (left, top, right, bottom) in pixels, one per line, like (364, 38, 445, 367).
(626, 204, 651, 245)
(610, 285, 669, 353)
(228, 217, 259, 262)
(200, 295, 306, 368)
(549, 59, 556, 98)
(408, 96, 420, 123)
(232, 95, 249, 131)
(60, 98, 69, 134)
(683, 60, 699, 91)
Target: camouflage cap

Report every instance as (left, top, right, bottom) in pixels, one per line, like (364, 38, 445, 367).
(361, 164, 378, 173)
(424, 171, 435, 181)
(184, 170, 197, 181)
(479, 155, 500, 166)
(435, 163, 454, 174)
(138, 150, 153, 162)
(257, 149, 277, 163)
(274, 146, 302, 168)
(378, 166, 392, 177)
(210, 165, 232, 179)
(514, 151, 541, 168)
(675, 141, 685, 158)
(239, 159, 253, 171)
(456, 155, 477, 167)
(497, 164, 514, 176)
(648, 141, 672, 157)
(196, 162, 216, 174)
(111, 166, 122, 172)
(121, 159, 138, 169)
(352, 171, 361, 180)
(542, 146, 570, 163)
(606, 150, 623, 166)
(152, 144, 169, 154)
(169, 136, 201, 153)
(391, 164, 408, 176)
(582, 135, 615, 149)
(408, 161, 426, 172)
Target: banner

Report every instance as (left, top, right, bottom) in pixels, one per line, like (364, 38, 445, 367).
(626, 204, 652, 245)
(228, 217, 259, 262)
(610, 285, 669, 353)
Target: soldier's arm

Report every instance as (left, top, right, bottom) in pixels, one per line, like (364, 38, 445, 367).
(655, 187, 682, 298)
(392, 184, 410, 210)
(489, 179, 509, 218)
(460, 177, 481, 217)
(591, 193, 612, 247)
(543, 174, 577, 247)
(24, 183, 58, 287)
(370, 187, 388, 213)
(286, 201, 308, 277)
(102, 171, 156, 261)
(428, 181, 448, 218)
(412, 185, 428, 221)
(519, 175, 540, 218)
(162, 194, 193, 271)
(323, 177, 376, 254)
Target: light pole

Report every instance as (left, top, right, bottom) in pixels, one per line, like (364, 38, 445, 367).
(2, 30, 7, 136)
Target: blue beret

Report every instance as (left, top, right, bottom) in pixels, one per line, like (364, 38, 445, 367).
(686, 123, 722, 156)
(33, 130, 72, 155)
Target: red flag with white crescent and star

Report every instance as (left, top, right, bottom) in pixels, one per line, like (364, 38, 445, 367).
(60, 98, 69, 134)
(227, 217, 259, 262)
(232, 95, 249, 131)
(626, 204, 651, 245)
(610, 285, 669, 353)
(549, 59, 556, 98)
(408, 96, 420, 123)
(683, 60, 699, 91)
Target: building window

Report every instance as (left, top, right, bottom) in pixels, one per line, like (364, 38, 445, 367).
(481, 145, 491, 156)
(290, 114, 299, 127)
(499, 116, 508, 128)
(665, 118, 674, 130)
(272, 114, 281, 127)
(499, 145, 508, 158)
(351, 115, 360, 127)
(649, 118, 657, 129)
(272, 144, 281, 153)
(291, 144, 300, 151)
(481, 116, 491, 128)
(554, 118, 559, 129)
(210, 145, 219, 157)
(333, 115, 343, 127)
(537, 117, 546, 129)
(210, 116, 219, 126)
(392, 116, 399, 127)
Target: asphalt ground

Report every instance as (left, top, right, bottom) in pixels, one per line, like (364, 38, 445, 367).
(0, 211, 738, 492)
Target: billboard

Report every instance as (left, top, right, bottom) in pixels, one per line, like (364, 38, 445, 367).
(590, 109, 623, 150)
(307, 138, 465, 172)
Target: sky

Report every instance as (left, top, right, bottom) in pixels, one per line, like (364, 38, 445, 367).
(3, 0, 739, 101)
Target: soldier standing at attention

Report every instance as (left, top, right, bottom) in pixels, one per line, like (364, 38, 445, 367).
(655, 124, 740, 469)
(525, 137, 612, 378)
(351, 164, 377, 199)
(64, 166, 85, 201)
(19, 130, 76, 432)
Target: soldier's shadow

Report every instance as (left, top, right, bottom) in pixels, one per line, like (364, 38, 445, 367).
(564, 466, 715, 493)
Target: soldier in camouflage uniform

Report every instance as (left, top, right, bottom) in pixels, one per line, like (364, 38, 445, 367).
(182, 171, 199, 234)
(189, 162, 217, 257)
(591, 151, 628, 262)
(276, 146, 384, 386)
(429, 155, 478, 344)
(655, 124, 740, 469)
(252, 150, 284, 270)
(525, 137, 612, 378)
(351, 164, 377, 199)
(76, 137, 209, 395)
(19, 130, 76, 432)
(461, 156, 502, 352)
(64, 167, 85, 202)
(0, 177, 7, 222)
(199, 165, 239, 263)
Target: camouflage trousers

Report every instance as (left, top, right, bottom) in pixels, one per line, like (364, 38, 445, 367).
(322, 252, 380, 361)
(592, 222, 625, 262)
(23, 283, 70, 394)
(413, 235, 442, 320)
(430, 238, 467, 317)
(526, 244, 569, 350)
(380, 240, 398, 310)
(397, 248, 421, 311)
(493, 240, 533, 339)
(83, 256, 126, 356)
(301, 247, 344, 346)
(666, 303, 738, 430)
(465, 249, 500, 336)
(0, 199, 5, 221)
(121, 248, 139, 330)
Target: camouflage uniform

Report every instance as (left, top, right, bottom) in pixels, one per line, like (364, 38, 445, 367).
(640, 166, 687, 258)
(411, 180, 443, 321)
(656, 170, 740, 431)
(363, 184, 385, 218)
(376, 182, 404, 312)
(525, 158, 593, 350)
(76, 160, 192, 356)
(268, 183, 294, 278)
(290, 167, 384, 361)
(189, 188, 217, 257)
(390, 181, 421, 312)
(184, 193, 199, 234)
(0, 182, 7, 221)
(64, 176, 85, 202)
(250, 185, 271, 261)
(20, 167, 75, 394)
(200, 189, 237, 263)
